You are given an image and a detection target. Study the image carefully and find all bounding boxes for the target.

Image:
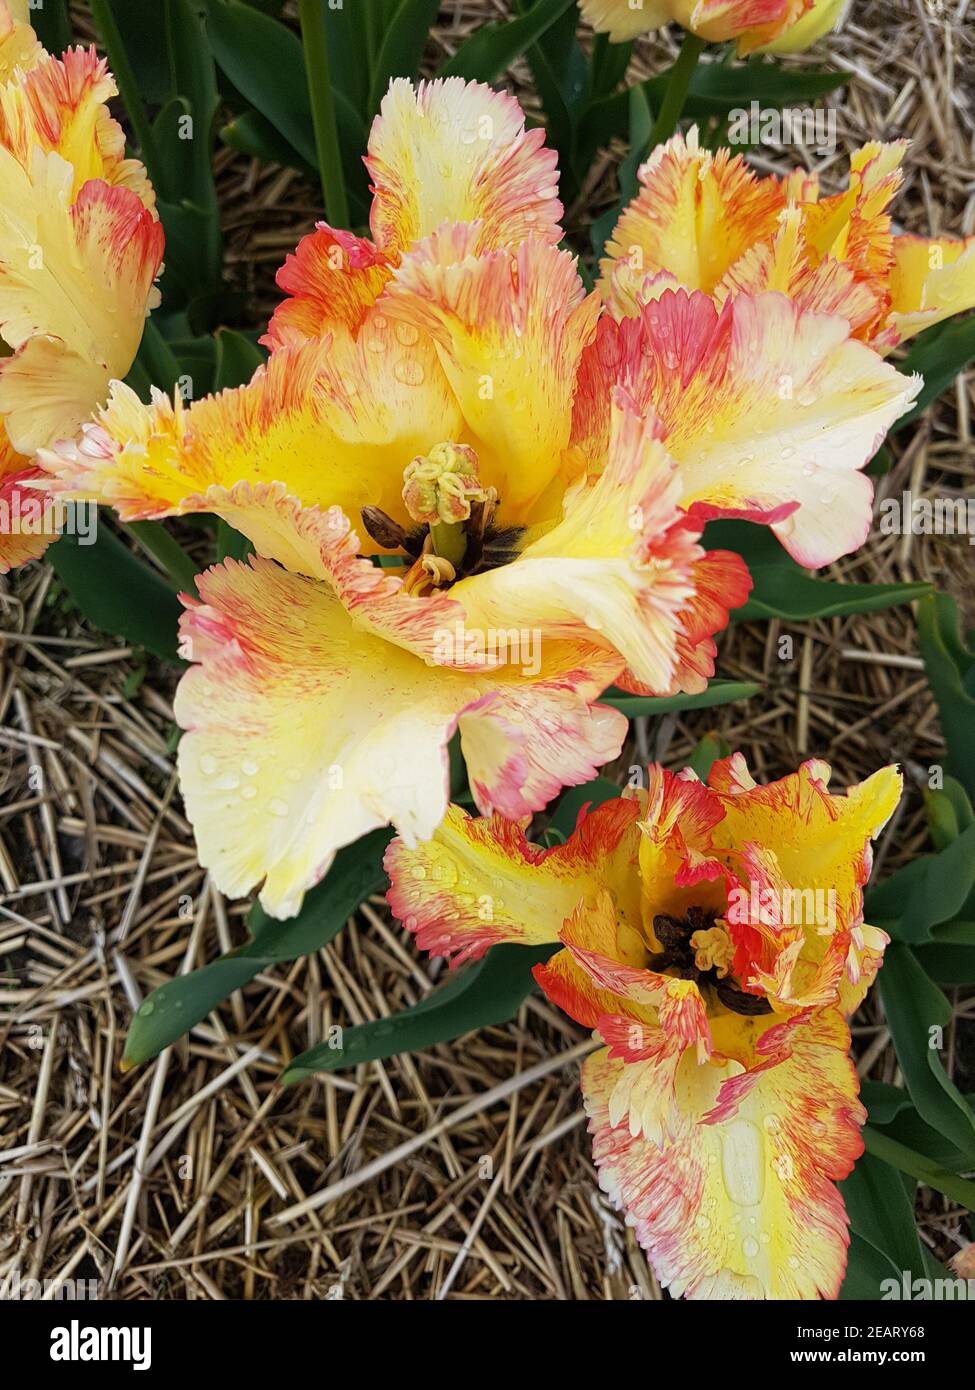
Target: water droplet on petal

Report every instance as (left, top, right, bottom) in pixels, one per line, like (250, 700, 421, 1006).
(268, 798, 289, 818)
(199, 754, 218, 776)
(742, 1236, 760, 1259)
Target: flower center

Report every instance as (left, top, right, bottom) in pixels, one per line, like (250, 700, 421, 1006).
(650, 907, 771, 1016)
(360, 442, 521, 595)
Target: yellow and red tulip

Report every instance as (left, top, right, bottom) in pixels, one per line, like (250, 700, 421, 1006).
(0, 3, 163, 571)
(385, 754, 903, 1299)
(579, 0, 845, 51)
(38, 79, 915, 919)
(601, 130, 975, 360)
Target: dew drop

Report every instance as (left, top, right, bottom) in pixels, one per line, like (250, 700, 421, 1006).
(241, 785, 258, 801)
(394, 357, 425, 386)
(199, 753, 218, 775)
(268, 798, 290, 818)
(395, 321, 420, 347)
(742, 1236, 760, 1259)
(138, 1000, 154, 1017)
(242, 758, 259, 777)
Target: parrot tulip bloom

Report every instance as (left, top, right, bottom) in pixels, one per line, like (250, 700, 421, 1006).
(0, 6, 164, 572)
(385, 754, 903, 1299)
(601, 130, 975, 358)
(39, 78, 914, 920)
(579, 0, 844, 51)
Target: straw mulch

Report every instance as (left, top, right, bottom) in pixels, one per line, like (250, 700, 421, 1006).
(0, 0, 973, 1300)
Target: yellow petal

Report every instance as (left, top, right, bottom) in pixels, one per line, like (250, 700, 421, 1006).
(386, 798, 643, 965)
(884, 234, 975, 346)
(584, 1007, 865, 1298)
(453, 388, 711, 694)
(382, 227, 599, 520)
(0, 153, 163, 451)
(600, 127, 786, 302)
(366, 77, 562, 255)
(40, 328, 460, 545)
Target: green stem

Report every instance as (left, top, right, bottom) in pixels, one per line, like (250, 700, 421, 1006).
(364, 0, 382, 74)
(298, 0, 350, 227)
(89, 0, 163, 185)
(126, 522, 199, 595)
(647, 31, 705, 149)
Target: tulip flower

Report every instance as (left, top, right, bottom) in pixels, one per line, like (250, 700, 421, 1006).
(0, 5, 164, 571)
(39, 78, 917, 919)
(579, 0, 845, 51)
(600, 130, 975, 357)
(386, 754, 902, 1299)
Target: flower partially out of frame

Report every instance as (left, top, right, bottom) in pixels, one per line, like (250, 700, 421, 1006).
(386, 754, 903, 1299)
(0, 0, 164, 572)
(601, 130, 975, 358)
(40, 79, 914, 919)
(579, 0, 845, 51)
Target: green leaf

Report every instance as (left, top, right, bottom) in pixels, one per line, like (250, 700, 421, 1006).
(839, 1233, 899, 1300)
(123, 829, 393, 1066)
(369, 0, 440, 114)
(704, 520, 931, 622)
(599, 678, 759, 718)
(30, 0, 72, 52)
(841, 1153, 927, 1284)
(205, 0, 367, 211)
(213, 327, 266, 390)
(580, 59, 846, 161)
(863, 1126, 975, 1211)
(867, 823, 975, 944)
(438, 0, 575, 83)
(545, 776, 622, 841)
(894, 315, 975, 427)
(219, 110, 315, 174)
(878, 944, 975, 1157)
(48, 525, 182, 662)
(923, 775, 974, 850)
(280, 942, 556, 1083)
(687, 733, 729, 781)
(917, 592, 975, 797)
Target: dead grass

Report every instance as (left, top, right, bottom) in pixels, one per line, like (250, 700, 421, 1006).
(0, 0, 973, 1300)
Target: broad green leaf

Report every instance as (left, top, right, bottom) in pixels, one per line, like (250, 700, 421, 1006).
(894, 316, 975, 427)
(438, 0, 575, 83)
(48, 526, 182, 662)
(545, 776, 622, 841)
(840, 1153, 927, 1284)
(205, 0, 368, 213)
(590, 82, 652, 257)
(219, 110, 315, 174)
(703, 520, 931, 622)
(866, 1081, 975, 1171)
(917, 592, 975, 797)
(580, 59, 846, 162)
(839, 1233, 899, 1300)
(863, 1126, 975, 1211)
(280, 942, 556, 1083)
(104, 0, 172, 106)
(31, 0, 72, 51)
(923, 775, 974, 850)
(213, 328, 266, 390)
(369, 0, 440, 114)
(877, 944, 975, 1157)
(687, 733, 729, 781)
(915, 921, 975, 987)
(124, 829, 393, 1066)
(867, 823, 975, 944)
(600, 679, 759, 717)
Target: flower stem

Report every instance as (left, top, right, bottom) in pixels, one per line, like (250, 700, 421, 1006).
(89, 0, 163, 187)
(648, 31, 705, 149)
(125, 521, 199, 595)
(298, 0, 350, 228)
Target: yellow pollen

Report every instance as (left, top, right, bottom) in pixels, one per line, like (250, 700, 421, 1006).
(690, 923, 734, 979)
